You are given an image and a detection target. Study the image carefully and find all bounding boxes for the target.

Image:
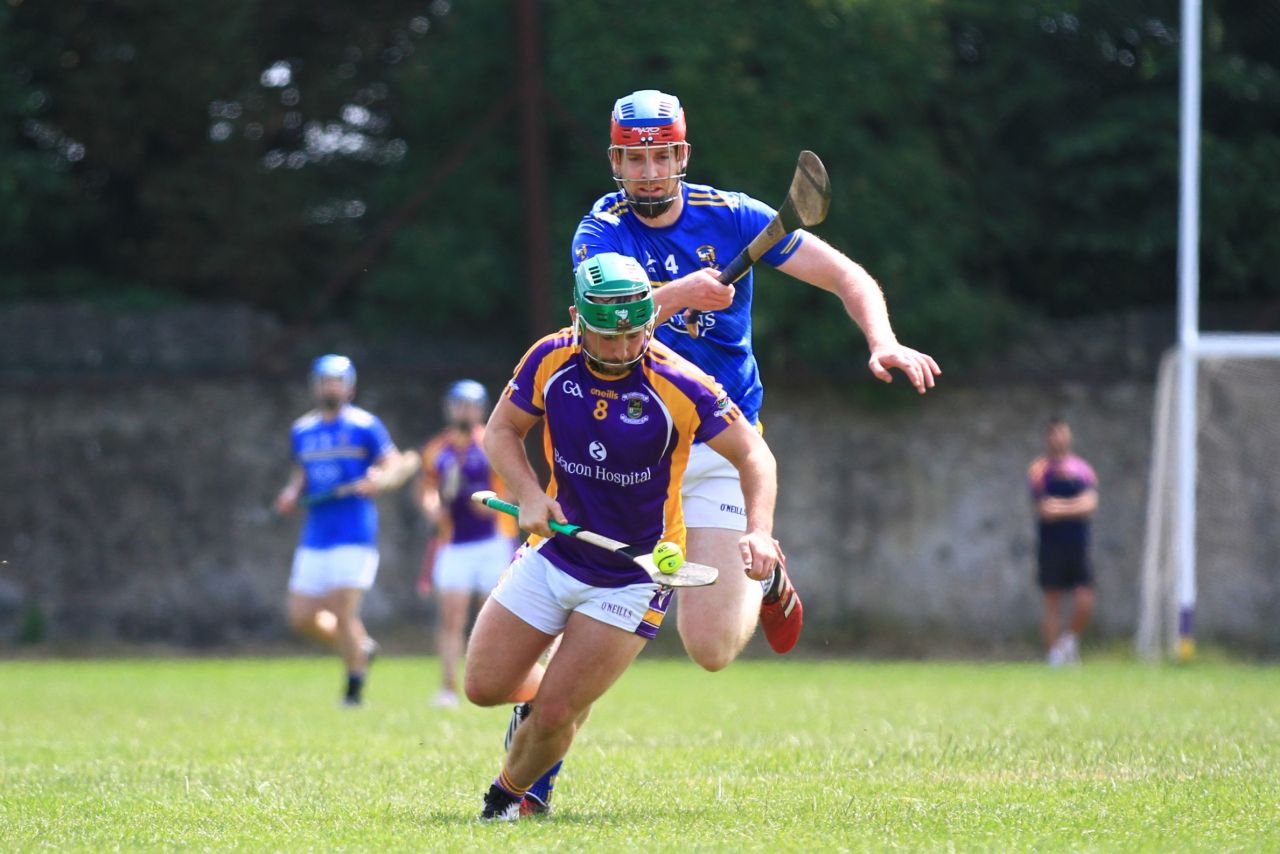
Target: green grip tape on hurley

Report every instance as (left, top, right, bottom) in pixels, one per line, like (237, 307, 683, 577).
(472, 491, 582, 537)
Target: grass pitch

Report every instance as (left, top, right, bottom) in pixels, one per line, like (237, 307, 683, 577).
(3, 654, 1278, 852)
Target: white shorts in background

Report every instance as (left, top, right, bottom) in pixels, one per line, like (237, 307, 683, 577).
(288, 545, 379, 596)
(434, 535, 515, 593)
(491, 545, 672, 640)
(680, 442, 748, 532)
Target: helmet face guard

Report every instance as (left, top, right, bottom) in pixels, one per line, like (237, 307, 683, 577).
(573, 253, 656, 370)
(608, 90, 690, 218)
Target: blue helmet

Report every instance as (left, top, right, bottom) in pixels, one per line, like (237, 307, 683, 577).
(310, 354, 356, 388)
(445, 379, 487, 406)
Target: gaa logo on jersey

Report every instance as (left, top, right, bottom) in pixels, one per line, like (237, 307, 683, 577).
(696, 244, 720, 270)
(588, 441, 608, 461)
(621, 391, 650, 425)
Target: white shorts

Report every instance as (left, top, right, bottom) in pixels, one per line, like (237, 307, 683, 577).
(680, 442, 747, 532)
(434, 535, 515, 593)
(491, 545, 673, 640)
(288, 545, 379, 596)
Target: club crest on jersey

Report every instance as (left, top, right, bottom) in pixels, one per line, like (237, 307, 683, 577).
(696, 244, 720, 270)
(621, 391, 650, 425)
(575, 243, 589, 261)
(714, 394, 733, 415)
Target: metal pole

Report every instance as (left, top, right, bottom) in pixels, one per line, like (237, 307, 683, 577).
(1175, 0, 1202, 661)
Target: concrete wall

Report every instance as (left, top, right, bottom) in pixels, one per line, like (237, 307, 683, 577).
(1, 303, 1274, 655)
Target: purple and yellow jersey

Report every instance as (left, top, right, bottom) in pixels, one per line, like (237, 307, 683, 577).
(571, 181, 806, 425)
(291, 405, 394, 548)
(505, 328, 741, 587)
(1028, 454, 1098, 548)
(421, 426, 518, 545)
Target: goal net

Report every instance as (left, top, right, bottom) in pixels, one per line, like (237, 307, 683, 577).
(1137, 342, 1280, 659)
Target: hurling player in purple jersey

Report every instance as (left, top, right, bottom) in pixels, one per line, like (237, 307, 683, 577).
(273, 355, 407, 706)
(466, 253, 785, 821)
(415, 379, 517, 709)
(1027, 417, 1098, 666)
(571, 89, 941, 667)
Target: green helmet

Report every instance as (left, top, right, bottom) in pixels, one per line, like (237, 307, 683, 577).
(573, 253, 655, 335)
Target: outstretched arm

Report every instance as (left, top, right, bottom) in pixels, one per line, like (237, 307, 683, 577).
(778, 235, 941, 394)
(483, 397, 567, 538)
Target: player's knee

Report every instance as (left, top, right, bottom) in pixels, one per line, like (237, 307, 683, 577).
(529, 697, 579, 735)
(683, 639, 737, 673)
(332, 611, 360, 632)
(463, 674, 504, 707)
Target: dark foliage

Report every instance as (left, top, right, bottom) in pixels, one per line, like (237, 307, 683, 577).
(3, 0, 1276, 374)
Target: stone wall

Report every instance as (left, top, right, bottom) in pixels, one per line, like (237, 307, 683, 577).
(2, 302, 1275, 655)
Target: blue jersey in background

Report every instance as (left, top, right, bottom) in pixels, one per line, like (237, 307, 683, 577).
(291, 405, 394, 548)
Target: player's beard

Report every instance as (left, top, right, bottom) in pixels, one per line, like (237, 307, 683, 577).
(582, 349, 635, 377)
(319, 393, 345, 412)
(629, 193, 675, 219)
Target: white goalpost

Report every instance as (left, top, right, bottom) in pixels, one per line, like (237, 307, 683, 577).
(1137, 340, 1280, 661)
(1136, 0, 1280, 660)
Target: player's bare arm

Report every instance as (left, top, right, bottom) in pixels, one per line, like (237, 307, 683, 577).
(274, 465, 306, 515)
(778, 236, 941, 394)
(350, 448, 396, 497)
(483, 396, 568, 537)
(652, 269, 736, 323)
(1040, 489, 1099, 520)
(415, 464, 444, 523)
(704, 418, 784, 581)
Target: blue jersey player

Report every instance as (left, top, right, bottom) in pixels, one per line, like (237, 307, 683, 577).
(274, 354, 408, 706)
(467, 254, 784, 820)
(571, 89, 942, 668)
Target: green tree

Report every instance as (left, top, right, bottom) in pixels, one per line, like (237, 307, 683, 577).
(4, 0, 1276, 373)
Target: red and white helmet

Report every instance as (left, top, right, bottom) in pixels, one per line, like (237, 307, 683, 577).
(610, 89, 687, 147)
(608, 90, 691, 218)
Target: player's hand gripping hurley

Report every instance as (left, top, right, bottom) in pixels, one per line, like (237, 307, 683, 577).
(471, 491, 718, 588)
(300, 450, 422, 507)
(685, 150, 832, 337)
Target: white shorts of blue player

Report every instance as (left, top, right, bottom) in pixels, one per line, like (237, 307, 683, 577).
(682, 443, 749, 531)
(288, 545, 379, 596)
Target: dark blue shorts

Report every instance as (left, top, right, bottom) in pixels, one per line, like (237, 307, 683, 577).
(1037, 542, 1092, 591)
